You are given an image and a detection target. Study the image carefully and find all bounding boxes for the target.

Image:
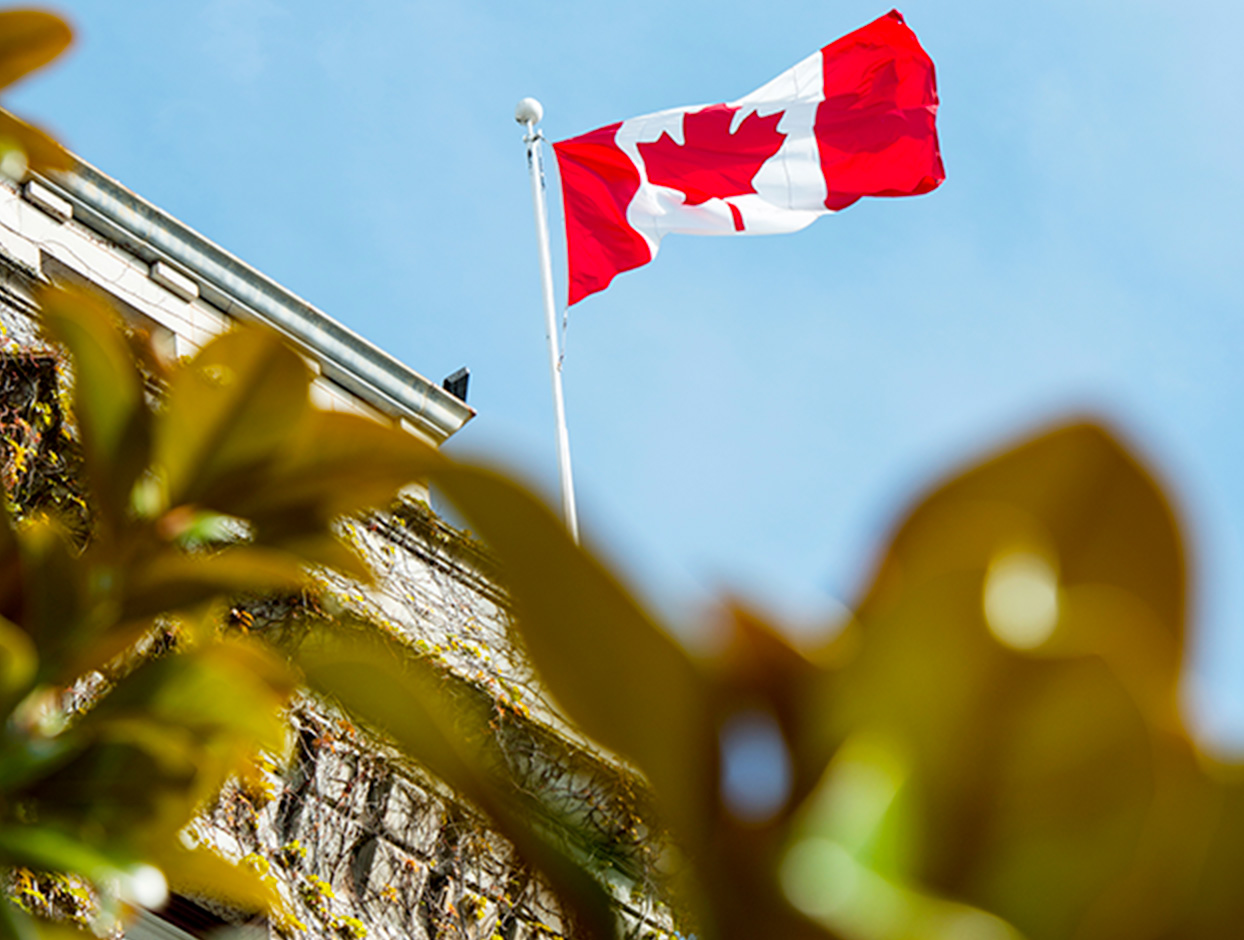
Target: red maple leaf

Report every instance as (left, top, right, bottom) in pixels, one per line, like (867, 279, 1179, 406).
(638, 104, 787, 208)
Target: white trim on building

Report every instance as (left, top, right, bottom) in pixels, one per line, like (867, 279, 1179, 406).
(0, 158, 474, 447)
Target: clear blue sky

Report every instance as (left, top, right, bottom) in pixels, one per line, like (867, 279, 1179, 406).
(11, 1, 1243, 746)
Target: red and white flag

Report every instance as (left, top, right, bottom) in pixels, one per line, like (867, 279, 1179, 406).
(552, 10, 945, 305)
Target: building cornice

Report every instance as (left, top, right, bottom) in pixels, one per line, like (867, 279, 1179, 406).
(33, 160, 474, 444)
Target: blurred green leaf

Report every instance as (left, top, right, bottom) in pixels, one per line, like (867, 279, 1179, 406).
(22, 922, 90, 940)
(0, 827, 123, 884)
(852, 422, 1185, 707)
(0, 730, 74, 792)
(17, 516, 88, 676)
(0, 12, 72, 91)
(0, 612, 35, 706)
(92, 640, 293, 757)
(26, 641, 293, 852)
(964, 655, 1156, 937)
(0, 898, 38, 940)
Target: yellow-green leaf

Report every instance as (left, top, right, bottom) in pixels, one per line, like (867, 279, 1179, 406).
(0, 897, 37, 940)
(853, 421, 1186, 707)
(37, 285, 150, 529)
(94, 640, 294, 753)
(27, 642, 293, 853)
(0, 826, 124, 883)
(147, 845, 280, 916)
(0, 12, 72, 91)
(431, 463, 710, 846)
(0, 612, 35, 705)
(121, 545, 314, 622)
(17, 516, 87, 675)
(155, 327, 311, 509)
(215, 410, 441, 528)
(0, 109, 71, 175)
(817, 421, 1196, 940)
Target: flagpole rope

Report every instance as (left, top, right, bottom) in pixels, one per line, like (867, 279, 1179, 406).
(559, 306, 569, 373)
(531, 141, 572, 372)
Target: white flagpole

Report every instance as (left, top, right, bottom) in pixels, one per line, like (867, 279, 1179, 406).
(516, 97, 580, 544)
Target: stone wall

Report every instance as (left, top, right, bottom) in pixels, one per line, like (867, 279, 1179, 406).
(0, 261, 681, 940)
(196, 702, 584, 940)
(214, 503, 681, 940)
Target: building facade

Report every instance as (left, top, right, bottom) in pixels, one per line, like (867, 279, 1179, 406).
(0, 164, 674, 940)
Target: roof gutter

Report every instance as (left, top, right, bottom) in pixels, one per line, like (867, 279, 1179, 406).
(36, 159, 474, 444)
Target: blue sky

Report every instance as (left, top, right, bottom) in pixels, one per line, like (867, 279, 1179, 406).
(11, 1, 1244, 745)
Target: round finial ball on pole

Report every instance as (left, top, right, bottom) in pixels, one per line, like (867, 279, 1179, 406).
(515, 97, 543, 126)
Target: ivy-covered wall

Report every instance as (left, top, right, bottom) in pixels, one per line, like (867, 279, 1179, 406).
(0, 252, 679, 940)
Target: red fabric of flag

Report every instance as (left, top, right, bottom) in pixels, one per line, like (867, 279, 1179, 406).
(552, 10, 944, 305)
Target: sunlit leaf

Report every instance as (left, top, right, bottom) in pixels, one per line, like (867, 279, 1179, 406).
(155, 327, 311, 509)
(92, 640, 294, 757)
(852, 421, 1185, 705)
(0, 109, 72, 174)
(37, 285, 150, 529)
(0, 12, 72, 91)
(146, 406, 439, 581)
(147, 844, 281, 916)
(258, 530, 371, 583)
(202, 411, 441, 546)
(121, 545, 314, 622)
(815, 421, 1196, 940)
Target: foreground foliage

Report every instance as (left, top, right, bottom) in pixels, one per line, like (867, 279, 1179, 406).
(0, 278, 451, 940)
(312, 416, 1244, 940)
(0, 10, 72, 177)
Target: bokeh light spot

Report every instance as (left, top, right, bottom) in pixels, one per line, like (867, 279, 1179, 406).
(983, 551, 1060, 650)
(719, 707, 792, 824)
(779, 836, 857, 918)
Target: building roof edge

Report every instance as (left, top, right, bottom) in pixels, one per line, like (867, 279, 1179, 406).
(34, 159, 475, 444)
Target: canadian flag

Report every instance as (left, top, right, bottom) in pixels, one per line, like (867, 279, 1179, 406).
(553, 10, 945, 305)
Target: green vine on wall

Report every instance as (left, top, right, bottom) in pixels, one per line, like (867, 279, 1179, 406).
(0, 351, 89, 539)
